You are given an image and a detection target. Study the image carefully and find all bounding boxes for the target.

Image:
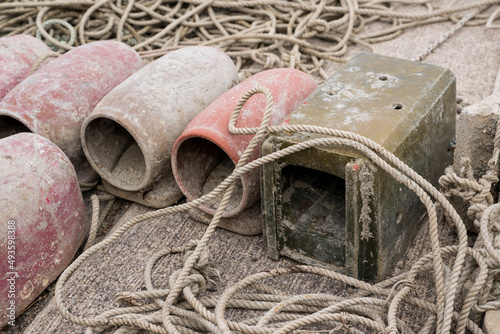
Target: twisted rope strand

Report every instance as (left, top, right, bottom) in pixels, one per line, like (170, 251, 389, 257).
(51, 82, 500, 333)
(2, 0, 497, 80)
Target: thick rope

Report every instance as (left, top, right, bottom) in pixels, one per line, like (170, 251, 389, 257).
(439, 116, 500, 233)
(1, 0, 498, 81)
(2, 1, 497, 332)
(28, 51, 60, 75)
(83, 193, 116, 251)
(53, 86, 500, 334)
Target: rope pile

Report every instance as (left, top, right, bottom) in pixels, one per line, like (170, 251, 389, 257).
(55, 87, 500, 334)
(1, 0, 499, 81)
(2, 0, 499, 332)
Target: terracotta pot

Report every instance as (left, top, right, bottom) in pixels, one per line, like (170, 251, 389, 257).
(0, 133, 88, 328)
(81, 46, 239, 208)
(0, 35, 52, 99)
(171, 69, 317, 235)
(0, 41, 143, 184)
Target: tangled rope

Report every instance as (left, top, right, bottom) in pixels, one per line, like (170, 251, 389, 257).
(3, 0, 497, 331)
(439, 116, 500, 233)
(1, 0, 499, 81)
(54, 86, 500, 333)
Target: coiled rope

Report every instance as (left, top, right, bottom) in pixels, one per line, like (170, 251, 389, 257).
(56, 86, 500, 334)
(1, 0, 499, 80)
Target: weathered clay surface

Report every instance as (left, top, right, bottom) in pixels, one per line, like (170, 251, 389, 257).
(483, 310, 500, 334)
(171, 68, 317, 227)
(454, 92, 500, 179)
(0, 35, 52, 100)
(81, 46, 239, 207)
(3, 8, 497, 333)
(450, 92, 500, 231)
(0, 41, 143, 181)
(0, 133, 88, 328)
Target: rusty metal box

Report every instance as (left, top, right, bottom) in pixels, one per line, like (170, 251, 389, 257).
(261, 52, 456, 281)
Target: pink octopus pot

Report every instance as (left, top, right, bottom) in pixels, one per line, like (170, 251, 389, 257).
(0, 133, 88, 328)
(171, 69, 317, 235)
(81, 46, 239, 208)
(0, 41, 143, 184)
(0, 34, 52, 99)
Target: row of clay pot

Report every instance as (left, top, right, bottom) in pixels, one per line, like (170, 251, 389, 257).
(0, 35, 318, 234)
(0, 35, 142, 328)
(86, 52, 317, 235)
(0, 35, 317, 326)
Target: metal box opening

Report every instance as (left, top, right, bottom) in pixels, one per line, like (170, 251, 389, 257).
(280, 165, 346, 267)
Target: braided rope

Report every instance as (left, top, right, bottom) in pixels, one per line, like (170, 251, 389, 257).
(50, 85, 500, 333)
(3, 1, 496, 331)
(1, 0, 498, 81)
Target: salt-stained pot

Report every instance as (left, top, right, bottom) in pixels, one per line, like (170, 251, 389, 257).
(0, 34, 52, 99)
(0, 133, 88, 328)
(81, 46, 239, 208)
(171, 69, 317, 235)
(0, 41, 143, 184)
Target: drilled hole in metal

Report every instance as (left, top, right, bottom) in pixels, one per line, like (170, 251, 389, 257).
(396, 210, 403, 224)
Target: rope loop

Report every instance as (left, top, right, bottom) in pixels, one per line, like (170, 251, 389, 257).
(1, 0, 494, 79)
(35, 18, 76, 51)
(309, 18, 330, 34)
(15, 1, 495, 332)
(53, 80, 500, 333)
(227, 86, 274, 136)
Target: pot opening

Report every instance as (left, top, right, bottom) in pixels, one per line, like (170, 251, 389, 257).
(176, 137, 243, 212)
(84, 117, 147, 190)
(0, 116, 31, 139)
(280, 165, 346, 266)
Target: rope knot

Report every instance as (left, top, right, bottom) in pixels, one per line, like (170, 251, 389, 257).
(309, 19, 330, 34)
(182, 240, 220, 291)
(282, 50, 301, 69)
(250, 50, 282, 69)
(168, 269, 203, 296)
(383, 279, 414, 309)
(467, 204, 487, 228)
(482, 169, 499, 184)
(383, 325, 399, 334)
(184, 273, 207, 295)
(331, 312, 352, 332)
(114, 292, 144, 306)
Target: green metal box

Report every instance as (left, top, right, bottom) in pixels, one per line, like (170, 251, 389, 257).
(261, 52, 456, 281)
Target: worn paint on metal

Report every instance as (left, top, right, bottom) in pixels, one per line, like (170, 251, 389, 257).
(262, 52, 456, 281)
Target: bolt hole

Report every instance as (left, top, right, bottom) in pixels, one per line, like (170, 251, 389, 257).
(396, 210, 403, 225)
(393, 103, 403, 110)
(378, 76, 388, 81)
